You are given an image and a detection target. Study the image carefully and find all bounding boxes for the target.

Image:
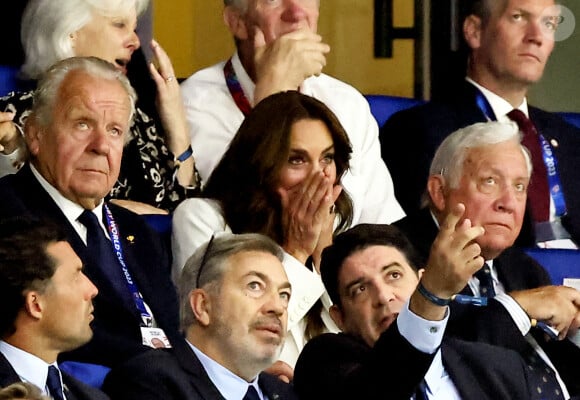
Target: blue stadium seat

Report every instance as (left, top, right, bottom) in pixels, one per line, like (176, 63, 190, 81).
(60, 361, 110, 388)
(524, 248, 580, 285)
(364, 94, 424, 128)
(364, 94, 580, 130)
(559, 112, 580, 129)
(0, 65, 20, 97)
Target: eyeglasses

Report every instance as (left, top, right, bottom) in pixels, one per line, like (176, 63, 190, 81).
(196, 234, 215, 289)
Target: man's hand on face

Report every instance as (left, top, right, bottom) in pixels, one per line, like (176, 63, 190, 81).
(253, 27, 330, 104)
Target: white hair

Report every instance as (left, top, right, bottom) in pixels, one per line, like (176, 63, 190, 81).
(20, 0, 149, 80)
(429, 120, 532, 189)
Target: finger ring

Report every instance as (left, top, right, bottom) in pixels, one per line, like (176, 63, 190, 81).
(165, 76, 175, 83)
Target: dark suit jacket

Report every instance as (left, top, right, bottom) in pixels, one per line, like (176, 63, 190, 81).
(395, 209, 580, 396)
(381, 81, 580, 244)
(0, 353, 109, 400)
(102, 337, 298, 400)
(294, 322, 534, 400)
(0, 165, 180, 367)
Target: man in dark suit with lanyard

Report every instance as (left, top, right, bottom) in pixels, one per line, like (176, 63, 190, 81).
(0, 57, 180, 369)
(0, 216, 108, 400)
(103, 233, 298, 400)
(395, 120, 580, 399)
(382, 0, 580, 247)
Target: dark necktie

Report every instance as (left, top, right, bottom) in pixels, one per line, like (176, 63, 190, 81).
(46, 365, 65, 400)
(474, 263, 496, 298)
(78, 209, 132, 304)
(507, 109, 550, 222)
(243, 385, 261, 400)
(476, 262, 563, 398)
(413, 380, 428, 400)
(523, 345, 565, 399)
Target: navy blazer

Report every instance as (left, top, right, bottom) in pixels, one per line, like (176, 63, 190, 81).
(0, 165, 180, 368)
(395, 210, 580, 396)
(102, 337, 298, 400)
(294, 323, 534, 400)
(381, 81, 580, 245)
(0, 353, 109, 400)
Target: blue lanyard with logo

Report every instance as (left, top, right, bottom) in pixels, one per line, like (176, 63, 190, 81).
(474, 89, 567, 218)
(103, 204, 153, 327)
(538, 135, 567, 217)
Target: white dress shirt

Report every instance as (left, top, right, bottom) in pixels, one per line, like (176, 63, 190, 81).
(180, 52, 405, 226)
(172, 197, 340, 367)
(0, 341, 65, 398)
(397, 301, 462, 399)
(187, 340, 266, 400)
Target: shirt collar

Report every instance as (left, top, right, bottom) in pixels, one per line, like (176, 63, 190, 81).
(30, 164, 105, 242)
(466, 77, 529, 119)
(423, 349, 446, 396)
(0, 341, 58, 396)
(186, 340, 263, 400)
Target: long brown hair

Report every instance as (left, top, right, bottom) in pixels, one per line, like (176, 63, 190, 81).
(204, 91, 354, 242)
(204, 91, 354, 340)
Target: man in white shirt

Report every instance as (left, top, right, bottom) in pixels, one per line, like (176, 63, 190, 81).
(0, 216, 107, 400)
(294, 209, 536, 399)
(180, 0, 404, 225)
(103, 233, 298, 400)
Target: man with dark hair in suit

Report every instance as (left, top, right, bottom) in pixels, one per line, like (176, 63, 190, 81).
(0, 56, 180, 368)
(395, 120, 580, 398)
(382, 0, 580, 247)
(0, 216, 108, 400)
(103, 233, 298, 400)
(294, 211, 539, 399)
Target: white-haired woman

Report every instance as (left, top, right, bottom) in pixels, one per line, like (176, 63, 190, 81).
(0, 0, 200, 213)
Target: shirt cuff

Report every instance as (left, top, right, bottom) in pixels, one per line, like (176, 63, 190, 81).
(493, 293, 531, 336)
(397, 300, 448, 354)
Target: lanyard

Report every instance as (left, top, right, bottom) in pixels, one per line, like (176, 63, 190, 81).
(474, 90, 496, 121)
(103, 204, 153, 327)
(474, 89, 567, 217)
(538, 135, 567, 217)
(223, 58, 252, 117)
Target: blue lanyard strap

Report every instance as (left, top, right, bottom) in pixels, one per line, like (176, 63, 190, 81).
(538, 135, 567, 217)
(474, 89, 496, 121)
(103, 204, 152, 327)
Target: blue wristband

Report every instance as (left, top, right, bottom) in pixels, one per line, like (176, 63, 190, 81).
(175, 145, 193, 164)
(417, 282, 452, 306)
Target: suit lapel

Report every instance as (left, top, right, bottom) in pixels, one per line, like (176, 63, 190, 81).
(258, 373, 293, 400)
(0, 353, 20, 388)
(442, 342, 489, 400)
(172, 339, 226, 400)
(16, 166, 140, 320)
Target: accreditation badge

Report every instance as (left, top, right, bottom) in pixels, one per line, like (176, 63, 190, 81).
(141, 327, 172, 349)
